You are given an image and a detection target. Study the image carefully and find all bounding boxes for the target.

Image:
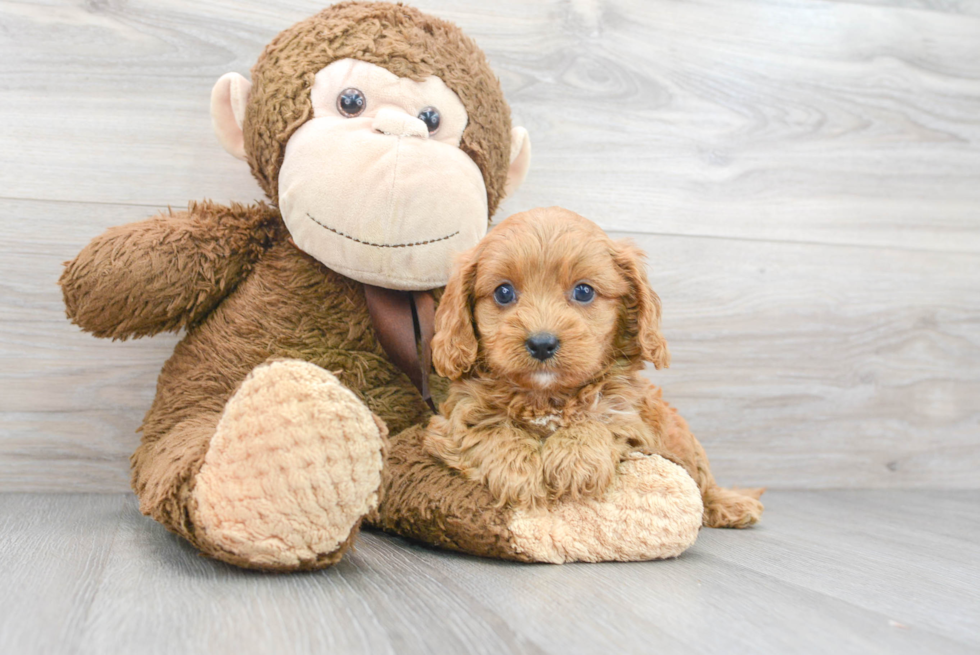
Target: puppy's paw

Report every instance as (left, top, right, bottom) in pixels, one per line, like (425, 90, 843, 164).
(541, 424, 621, 502)
(421, 418, 547, 509)
(420, 415, 459, 463)
(481, 439, 548, 509)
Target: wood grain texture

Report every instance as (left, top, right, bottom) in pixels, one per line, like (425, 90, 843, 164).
(1, 491, 977, 654)
(1, 0, 978, 490)
(3, 197, 977, 490)
(2, 0, 978, 250)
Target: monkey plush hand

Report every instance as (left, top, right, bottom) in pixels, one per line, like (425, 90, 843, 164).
(60, 2, 705, 570)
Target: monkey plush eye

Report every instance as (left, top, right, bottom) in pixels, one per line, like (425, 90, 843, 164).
(417, 106, 440, 134)
(337, 88, 366, 117)
(572, 283, 595, 303)
(493, 283, 516, 306)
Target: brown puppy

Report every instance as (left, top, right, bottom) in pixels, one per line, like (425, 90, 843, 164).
(426, 207, 764, 527)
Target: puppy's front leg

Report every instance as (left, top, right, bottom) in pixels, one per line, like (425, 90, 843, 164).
(424, 417, 547, 508)
(542, 421, 625, 502)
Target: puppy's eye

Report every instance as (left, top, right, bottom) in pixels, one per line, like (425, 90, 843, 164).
(493, 283, 516, 306)
(418, 106, 440, 134)
(337, 88, 366, 117)
(572, 283, 595, 303)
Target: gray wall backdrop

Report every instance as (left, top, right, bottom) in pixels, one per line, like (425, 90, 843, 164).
(1, 0, 978, 491)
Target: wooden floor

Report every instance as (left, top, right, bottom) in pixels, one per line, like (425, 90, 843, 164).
(1, 491, 977, 654)
(1, 1, 978, 653)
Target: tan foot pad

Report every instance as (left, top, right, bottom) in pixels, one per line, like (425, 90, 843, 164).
(508, 454, 703, 563)
(192, 360, 385, 570)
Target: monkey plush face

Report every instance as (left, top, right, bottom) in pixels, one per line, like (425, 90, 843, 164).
(277, 59, 488, 289)
(209, 2, 531, 290)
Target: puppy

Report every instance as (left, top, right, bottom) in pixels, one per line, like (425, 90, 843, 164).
(426, 207, 764, 526)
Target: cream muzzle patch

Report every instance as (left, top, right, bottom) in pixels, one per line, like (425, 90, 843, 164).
(278, 59, 489, 290)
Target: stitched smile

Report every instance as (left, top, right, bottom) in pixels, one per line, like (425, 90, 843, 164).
(307, 213, 459, 249)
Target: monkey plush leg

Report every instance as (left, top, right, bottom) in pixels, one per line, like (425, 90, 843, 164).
(132, 359, 386, 571)
(370, 427, 703, 563)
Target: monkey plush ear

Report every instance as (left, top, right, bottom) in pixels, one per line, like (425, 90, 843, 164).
(210, 72, 252, 160)
(503, 127, 532, 199)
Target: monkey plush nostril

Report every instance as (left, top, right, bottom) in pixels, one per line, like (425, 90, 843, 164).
(526, 333, 560, 361)
(372, 107, 429, 139)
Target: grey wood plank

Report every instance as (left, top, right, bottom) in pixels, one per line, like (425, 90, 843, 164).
(1, 492, 977, 654)
(829, 0, 980, 16)
(2, 196, 978, 491)
(73, 495, 548, 655)
(379, 491, 980, 654)
(0, 493, 125, 655)
(0, 0, 978, 252)
(0, 199, 179, 492)
(694, 490, 980, 645)
(624, 230, 980, 491)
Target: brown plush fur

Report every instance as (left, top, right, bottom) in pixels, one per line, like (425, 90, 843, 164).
(427, 208, 764, 526)
(246, 1, 513, 215)
(59, 201, 282, 340)
(369, 425, 530, 561)
(58, 2, 512, 570)
(62, 199, 434, 567)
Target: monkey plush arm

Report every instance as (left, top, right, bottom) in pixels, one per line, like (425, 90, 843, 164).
(60, 200, 282, 339)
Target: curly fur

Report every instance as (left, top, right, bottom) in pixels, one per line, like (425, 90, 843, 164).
(427, 207, 764, 526)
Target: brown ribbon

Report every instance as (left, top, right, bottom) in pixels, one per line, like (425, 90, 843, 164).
(363, 285, 437, 413)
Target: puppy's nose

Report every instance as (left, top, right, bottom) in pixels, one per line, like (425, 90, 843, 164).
(526, 333, 560, 361)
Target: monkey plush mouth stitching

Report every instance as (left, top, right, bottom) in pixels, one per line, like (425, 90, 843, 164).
(306, 213, 460, 249)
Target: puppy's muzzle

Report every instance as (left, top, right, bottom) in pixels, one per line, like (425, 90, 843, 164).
(526, 332, 560, 361)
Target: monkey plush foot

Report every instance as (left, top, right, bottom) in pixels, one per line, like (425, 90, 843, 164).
(506, 454, 703, 563)
(190, 359, 386, 571)
(374, 429, 702, 563)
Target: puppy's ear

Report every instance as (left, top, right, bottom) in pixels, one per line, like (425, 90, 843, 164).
(613, 240, 670, 369)
(432, 245, 481, 379)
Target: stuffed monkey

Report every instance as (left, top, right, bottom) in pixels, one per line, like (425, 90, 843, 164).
(61, 3, 748, 571)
